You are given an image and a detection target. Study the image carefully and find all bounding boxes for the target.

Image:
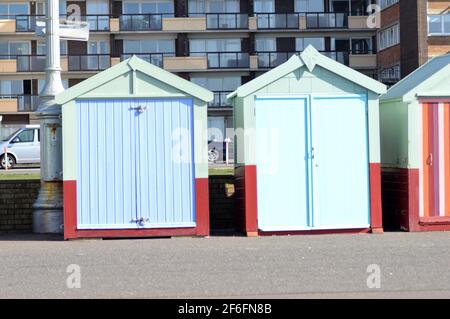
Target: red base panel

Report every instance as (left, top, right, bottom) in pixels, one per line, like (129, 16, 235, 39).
(381, 167, 450, 232)
(63, 178, 209, 240)
(259, 228, 371, 236)
(236, 163, 383, 236)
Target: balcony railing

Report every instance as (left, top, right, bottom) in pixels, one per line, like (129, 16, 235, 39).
(256, 50, 374, 68)
(255, 13, 299, 29)
(13, 14, 110, 32)
(0, 55, 46, 72)
(191, 52, 249, 69)
(205, 13, 248, 29)
(17, 94, 40, 112)
(14, 15, 45, 32)
(68, 54, 110, 71)
(121, 53, 175, 68)
(119, 13, 173, 31)
(256, 52, 298, 68)
(303, 12, 349, 28)
(209, 91, 233, 108)
(0, 94, 40, 112)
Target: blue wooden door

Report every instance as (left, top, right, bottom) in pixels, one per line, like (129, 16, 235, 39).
(255, 97, 310, 231)
(76, 99, 195, 230)
(134, 99, 196, 228)
(310, 96, 370, 229)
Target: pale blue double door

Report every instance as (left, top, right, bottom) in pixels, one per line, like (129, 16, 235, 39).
(76, 99, 196, 230)
(255, 95, 370, 231)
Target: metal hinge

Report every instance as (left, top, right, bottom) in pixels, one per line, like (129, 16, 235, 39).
(132, 217, 149, 226)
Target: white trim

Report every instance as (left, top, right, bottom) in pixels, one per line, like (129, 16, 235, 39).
(419, 101, 424, 217)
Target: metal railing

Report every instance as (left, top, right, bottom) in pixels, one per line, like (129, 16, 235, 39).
(14, 15, 45, 32)
(119, 13, 173, 31)
(206, 13, 248, 29)
(82, 15, 110, 31)
(255, 13, 299, 29)
(0, 94, 40, 112)
(68, 54, 110, 71)
(209, 91, 232, 108)
(303, 12, 348, 29)
(256, 50, 375, 68)
(121, 53, 175, 68)
(190, 52, 249, 69)
(0, 55, 46, 72)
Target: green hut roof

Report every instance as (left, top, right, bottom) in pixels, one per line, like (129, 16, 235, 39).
(381, 53, 450, 102)
(56, 55, 213, 105)
(227, 45, 387, 100)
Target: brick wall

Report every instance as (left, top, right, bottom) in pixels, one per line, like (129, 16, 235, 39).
(209, 175, 236, 231)
(0, 180, 40, 234)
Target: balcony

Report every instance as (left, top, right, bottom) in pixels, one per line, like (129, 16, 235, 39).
(68, 54, 111, 71)
(209, 91, 233, 108)
(15, 15, 44, 32)
(303, 12, 348, 29)
(205, 13, 249, 30)
(163, 56, 208, 71)
(0, 55, 47, 72)
(119, 13, 172, 31)
(255, 13, 299, 29)
(121, 53, 175, 68)
(11, 15, 109, 33)
(162, 17, 206, 31)
(0, 95, 40, 112)
(256, 52, 298, 68)
(190, 52, 250, 69)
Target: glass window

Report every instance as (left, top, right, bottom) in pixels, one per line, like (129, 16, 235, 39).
(123, 2, 140, 14)
(9, 4, 28, 15)
(255, 37, 276, 51)
(190, 39, 241, 53)
(0, 42, 8, 56)
(429, 15, 442, 34)
(10, 42, 30, 55)
(295, 0, 324, 12)
(296, 38, 325, 51)
(0, 4, 8, 18)
(254, 0, 274, 13)
(124, 40, 140, 53)
(445, 15, 450, 33)
(14, 130, 34, 143)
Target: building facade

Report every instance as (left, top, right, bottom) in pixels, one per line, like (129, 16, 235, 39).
(0, 0, 448, 161)
(377, 0, 450, 85)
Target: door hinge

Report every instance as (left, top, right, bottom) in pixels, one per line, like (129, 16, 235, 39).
(132, 217, 149, 226)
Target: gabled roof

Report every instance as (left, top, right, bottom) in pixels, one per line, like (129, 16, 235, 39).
(227, 45, 387, 100)
(56, 55, 213, 104)
(381, 53, 450, 102)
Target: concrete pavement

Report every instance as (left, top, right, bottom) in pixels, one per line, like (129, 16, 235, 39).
(0, 232, 449, 298)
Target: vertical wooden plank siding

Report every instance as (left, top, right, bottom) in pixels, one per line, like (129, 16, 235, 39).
(438, 103, 446, 217)
(445, 103, 450, 217)
(422, 103, 430, 218)
(432, 104, 440, 217)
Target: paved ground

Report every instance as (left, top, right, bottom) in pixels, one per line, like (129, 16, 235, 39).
(0, 232, 449, 298)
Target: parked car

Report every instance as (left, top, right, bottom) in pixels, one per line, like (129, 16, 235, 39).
(0, 125, 40, 169)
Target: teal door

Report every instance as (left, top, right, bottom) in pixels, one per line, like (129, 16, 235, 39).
(311, 96, 370, 229)
(255, 98, 310, 231)
(255, 95, 370, 231)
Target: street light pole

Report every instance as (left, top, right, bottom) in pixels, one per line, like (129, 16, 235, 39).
(32, 0, 65, 234)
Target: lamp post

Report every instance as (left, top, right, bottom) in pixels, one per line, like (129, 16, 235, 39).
(32, 0, 65, 233)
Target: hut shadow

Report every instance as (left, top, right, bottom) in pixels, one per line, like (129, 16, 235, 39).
(0, 233, 63, 241)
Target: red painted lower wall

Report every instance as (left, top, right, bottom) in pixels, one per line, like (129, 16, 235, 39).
(381, 167, 450, 232)
(235, 165, 258, 236)
(63, 178, 209, 240)
(235, 163, 382, 236)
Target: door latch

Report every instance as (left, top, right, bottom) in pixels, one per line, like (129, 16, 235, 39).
(426, 153, 433, 166)
(132, 217, 149, 226)
(131, 105, 147, 113)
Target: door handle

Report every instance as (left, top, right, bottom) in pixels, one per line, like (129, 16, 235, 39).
(426, 153, 433, 166)
(132, 217, 149, 226)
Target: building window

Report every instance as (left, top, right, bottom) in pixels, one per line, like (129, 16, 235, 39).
(0, 80, 23, 97)
(296, 38, 325, 51)
(428, 14, 450, 35)
(378, 24, 399, 50)
(188, 0, 239, 15)
(378, 0, 398, 10)
(380, 64, 400, 82)
(0, 3, 29, 19)
(123, 39, 175, 67)
(37, 41, 68, 55)
(295, 0, 324, 12)
(122, 0, 174, 15)
(191, 75, 240, 107)
(254, 0, 274, 13)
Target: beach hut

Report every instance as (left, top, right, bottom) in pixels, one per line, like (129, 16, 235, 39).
(380, 53, 450, 232)
(57, 56, 213, 239)
(227, 45, 387, 236)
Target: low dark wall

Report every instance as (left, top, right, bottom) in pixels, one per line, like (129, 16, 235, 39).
(0, 179, 40, 234)
(209, 175, 235, 231)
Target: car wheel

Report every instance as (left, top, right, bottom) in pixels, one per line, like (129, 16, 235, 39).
(208, 149, 219, 162)
(0, 154, 15, 170)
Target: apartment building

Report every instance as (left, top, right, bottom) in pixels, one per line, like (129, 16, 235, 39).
(377, 0, 450, 85)
(0, 0, 382, 153)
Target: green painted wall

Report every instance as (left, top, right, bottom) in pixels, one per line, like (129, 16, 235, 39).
(233, 65, 381, 166)
(62, 68, 209, 180)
